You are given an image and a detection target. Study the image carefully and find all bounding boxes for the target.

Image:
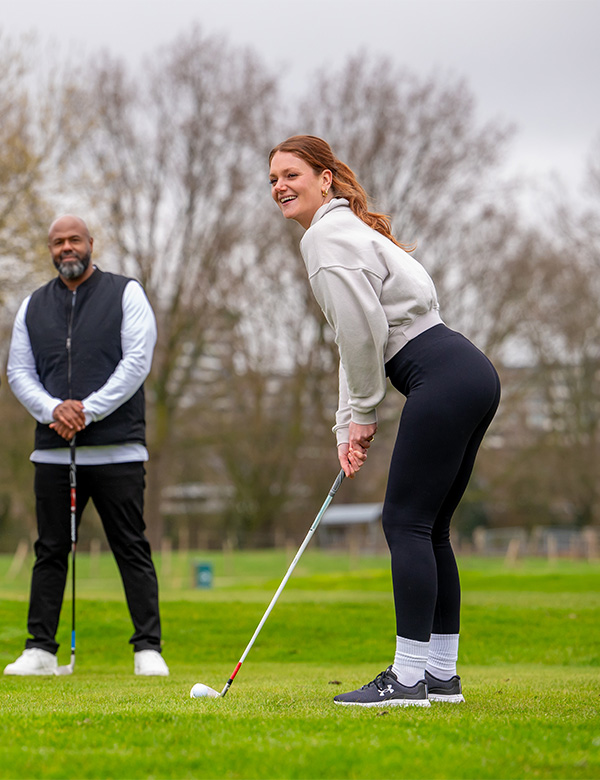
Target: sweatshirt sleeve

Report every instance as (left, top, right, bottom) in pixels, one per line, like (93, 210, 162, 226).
(332, 361, 351, 445)
(308, 263, 388, 426)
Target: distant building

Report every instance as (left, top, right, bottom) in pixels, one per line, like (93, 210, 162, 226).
(318, 503, 386, 552)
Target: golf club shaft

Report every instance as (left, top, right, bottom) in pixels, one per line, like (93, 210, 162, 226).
(68, 438, 77, 665)
(220, 469, 345, 697)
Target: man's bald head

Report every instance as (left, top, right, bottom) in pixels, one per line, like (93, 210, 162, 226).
(48, 215, 91, 243)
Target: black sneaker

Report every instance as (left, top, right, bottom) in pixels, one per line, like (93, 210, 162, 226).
(334, 666, 430, 708)
(425, 670, 465, 703)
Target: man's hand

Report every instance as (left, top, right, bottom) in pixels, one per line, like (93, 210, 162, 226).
(50, 400, 86, 441)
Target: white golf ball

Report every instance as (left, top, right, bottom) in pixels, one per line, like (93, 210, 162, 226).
(190, 682, 219, 699)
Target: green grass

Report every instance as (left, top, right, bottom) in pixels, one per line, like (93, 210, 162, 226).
(0, 551, 599, 779)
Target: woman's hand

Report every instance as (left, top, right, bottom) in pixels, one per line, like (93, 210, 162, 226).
(337, 422, 377, 477)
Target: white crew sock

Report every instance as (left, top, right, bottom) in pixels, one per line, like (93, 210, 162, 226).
(426, 633, 460, 680)
(391, 636, 429, 687)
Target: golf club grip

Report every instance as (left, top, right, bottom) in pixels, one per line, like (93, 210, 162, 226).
(329, 469, 345, 496)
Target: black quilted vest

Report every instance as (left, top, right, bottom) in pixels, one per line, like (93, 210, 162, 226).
(25, 269, 146, 450)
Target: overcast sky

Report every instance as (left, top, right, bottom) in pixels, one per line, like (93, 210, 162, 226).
(4, 0, 600, 193)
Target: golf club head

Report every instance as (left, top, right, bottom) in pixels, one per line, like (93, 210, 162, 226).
(55, 654, 75, 676)
(54, 664, 74, 676)
(190, 682, 220, 698)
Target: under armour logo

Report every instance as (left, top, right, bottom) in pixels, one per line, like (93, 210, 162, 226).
(379, 685, 394, 697)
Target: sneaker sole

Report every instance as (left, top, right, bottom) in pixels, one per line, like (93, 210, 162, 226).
(334, 698, 431, 708)
(428, 693, 465, 703)
(4, 668, 57, 676)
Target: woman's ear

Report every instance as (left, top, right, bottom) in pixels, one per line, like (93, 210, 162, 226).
(321, 169, 333, 197)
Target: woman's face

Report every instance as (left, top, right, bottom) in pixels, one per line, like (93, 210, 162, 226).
(269, 151, 332, 230)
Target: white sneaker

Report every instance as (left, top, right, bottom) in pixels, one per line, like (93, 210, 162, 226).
(4, 648, 58, 676)
(134, 650, 169, 676)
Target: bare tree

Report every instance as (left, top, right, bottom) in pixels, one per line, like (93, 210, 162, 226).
(477, 134, 600, 532)
(59, 28, 282, 543)
(0, 32, 91, 546)
(517, 137, 600, 526)
(0, 31, 75, 346)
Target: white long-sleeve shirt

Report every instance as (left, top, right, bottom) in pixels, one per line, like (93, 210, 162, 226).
(7, 277, 157, 465)
(300, 198, 442, 444)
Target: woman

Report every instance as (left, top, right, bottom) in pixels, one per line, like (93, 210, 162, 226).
(269, 135, 501, 707)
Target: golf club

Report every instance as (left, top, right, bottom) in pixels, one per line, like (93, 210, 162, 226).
(55, 437, 77, 676)
(190, 468, 345, 699)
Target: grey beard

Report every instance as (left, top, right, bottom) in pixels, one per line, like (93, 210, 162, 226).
(56, 251, 91, 280)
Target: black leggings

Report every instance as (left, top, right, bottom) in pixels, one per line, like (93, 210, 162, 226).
(383, 324, 501, 642)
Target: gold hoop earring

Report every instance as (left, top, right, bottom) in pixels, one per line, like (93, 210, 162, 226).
(322, 189, 329, 198)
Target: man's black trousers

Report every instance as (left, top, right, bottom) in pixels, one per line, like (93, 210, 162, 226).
(27, 461, 162, 655)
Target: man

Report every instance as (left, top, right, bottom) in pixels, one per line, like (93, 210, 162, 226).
(4, 215, 168, 676)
